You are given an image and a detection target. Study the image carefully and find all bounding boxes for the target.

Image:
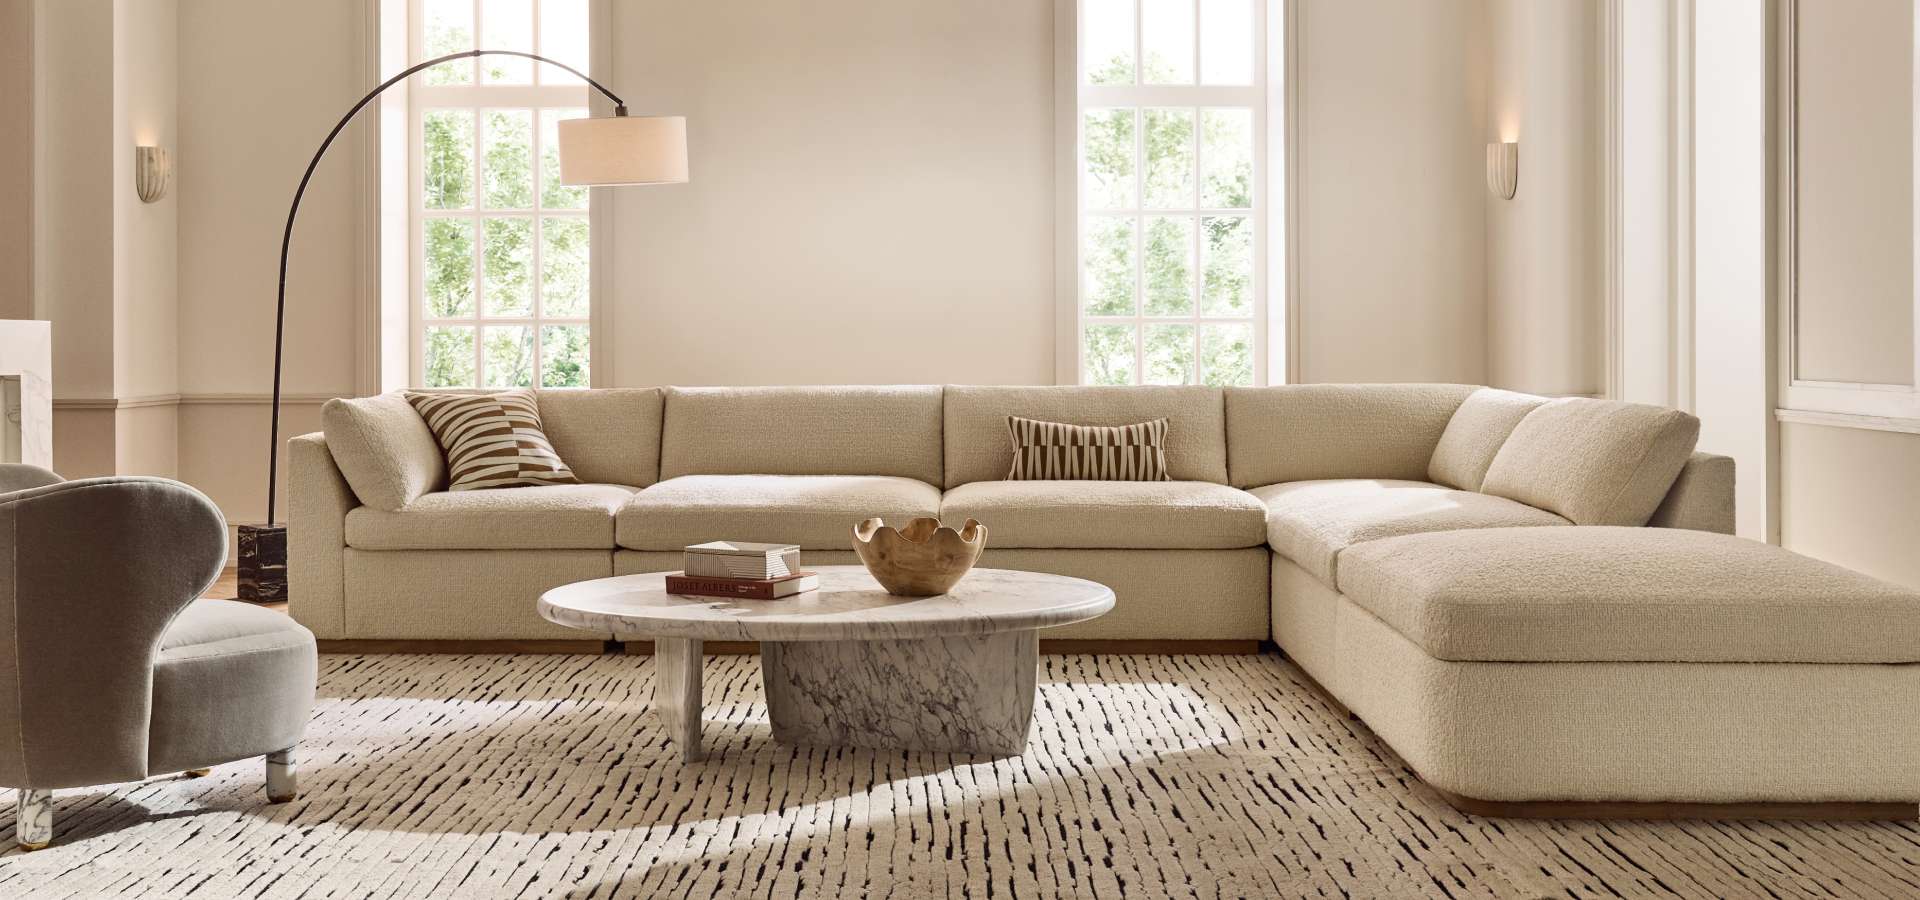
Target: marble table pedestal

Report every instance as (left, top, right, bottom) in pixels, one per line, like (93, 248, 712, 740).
(540, 567, 1114, 762)
(763, 630, 1037, 756)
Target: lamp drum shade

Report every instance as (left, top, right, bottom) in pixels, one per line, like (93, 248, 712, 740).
(558, 115, 689, 186)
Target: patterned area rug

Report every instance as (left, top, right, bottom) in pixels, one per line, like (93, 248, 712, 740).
(1, 654, 1916, 899)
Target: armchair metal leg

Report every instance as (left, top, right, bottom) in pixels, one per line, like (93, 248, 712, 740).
(265, 748, 297, 803)
(16, 789, 51, 851)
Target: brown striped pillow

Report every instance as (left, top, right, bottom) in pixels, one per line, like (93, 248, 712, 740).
(406, 390, 581, 491)
(1005, 416, 1171, 481)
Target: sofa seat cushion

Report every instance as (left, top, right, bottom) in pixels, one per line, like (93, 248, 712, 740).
(151, 600, 317, 774)
(345, 484, 637, 550)
(939, 480, 1266, 549)
(616, 475, 941, 551)
(1337, 526, 1920, 663)
(1251, 479, 1570, 588)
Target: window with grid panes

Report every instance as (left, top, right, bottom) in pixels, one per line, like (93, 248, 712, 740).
(413, 0, 593, 388)
(1078, 0, 1266, 386)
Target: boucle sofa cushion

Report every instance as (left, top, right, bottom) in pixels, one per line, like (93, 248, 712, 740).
(940, 480, 1266, 549)
(320, 393, 445, 511)
(1480, 398, 1700, 526)
(660, 386, 943, 485)
(1224, 384, 1476, 489)
(616, 474, 941, 550)
(945, 386, 1226, 488)
(1337, 526, 1920, 663)
(1425, 388, 1548, 491)
(345, 484, 635, 550)
(533, 388, 664, 488)
(1251, 479, 1570, 587)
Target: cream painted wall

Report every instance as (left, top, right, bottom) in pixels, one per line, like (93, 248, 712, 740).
(170, 0, 370, 529)
(114, 0, 180, 404)
(177, 400, 324, 544)
(50, 409, 115, 479)
(35, 0, 182, 477)
(177, 0, 364, 398)
(602, 0, 1491, 388)
(0, 1, 32, 321)
(1484, 0, 1602, 397)
(1791, 0, 1913, 388)
(1294, 0, 1488, 384)
(601, 0, 1057, 386)
(35, 0, 116, 403)
(1781, 423, 1920, 588)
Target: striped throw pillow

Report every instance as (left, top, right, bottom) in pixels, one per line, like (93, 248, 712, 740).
(406, 390, 581, 491)
(1005, 416, 1171, 481)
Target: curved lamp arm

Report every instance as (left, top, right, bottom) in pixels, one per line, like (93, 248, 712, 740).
(266, 50, 625, 524)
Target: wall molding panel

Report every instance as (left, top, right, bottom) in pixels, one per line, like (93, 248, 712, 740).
(1777, 0, 1920, 426)
(1776, 407, 1920, 436)
(53, 393, 338, 410)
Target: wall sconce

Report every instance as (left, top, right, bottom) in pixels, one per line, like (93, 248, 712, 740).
(135, 146, 172, 203)
(1486, 141, 1518, 200)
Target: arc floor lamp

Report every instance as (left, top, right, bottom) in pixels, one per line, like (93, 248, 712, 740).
(237, 49, 688, 601)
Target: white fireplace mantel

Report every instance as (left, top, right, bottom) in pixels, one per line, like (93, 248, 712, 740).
(0, 320, 53, 468)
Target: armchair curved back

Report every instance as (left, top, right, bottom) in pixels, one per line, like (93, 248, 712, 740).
(0, 476, 227, 788)
(0, 465, 64, 494)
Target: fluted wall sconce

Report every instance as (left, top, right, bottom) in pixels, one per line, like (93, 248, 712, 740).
(135, 146, 172, 203)
(1486, 141, 1518, 200)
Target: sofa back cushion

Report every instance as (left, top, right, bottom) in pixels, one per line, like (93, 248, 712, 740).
(533, 388, 664, 487)
(1426, 387, 1550, 491)
(943, 385, 1226, 488)
(1224, 384, 1475, 488)
(1481, 397, 1701, 526)
(320, 393, 445, 511)
(660, 385, 944, 483)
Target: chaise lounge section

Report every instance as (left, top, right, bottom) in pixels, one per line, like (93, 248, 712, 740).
(287, 382, 1920, 814)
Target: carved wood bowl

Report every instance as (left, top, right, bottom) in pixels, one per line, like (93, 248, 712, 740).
(850, 516, 988, 597)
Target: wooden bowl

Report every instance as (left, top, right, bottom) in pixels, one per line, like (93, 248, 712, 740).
(850, 517, 988, 597)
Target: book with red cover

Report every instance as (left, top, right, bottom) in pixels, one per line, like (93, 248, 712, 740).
(665, 571, 819, 600)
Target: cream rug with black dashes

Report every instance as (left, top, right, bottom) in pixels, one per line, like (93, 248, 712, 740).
(2, 654, 1915, 899)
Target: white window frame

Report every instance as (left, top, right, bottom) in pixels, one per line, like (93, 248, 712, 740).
(405, 0, 592, 389)
(1062, 0, 1278, 387)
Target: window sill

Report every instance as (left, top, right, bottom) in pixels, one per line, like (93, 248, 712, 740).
(1774, 408, 1920, 436)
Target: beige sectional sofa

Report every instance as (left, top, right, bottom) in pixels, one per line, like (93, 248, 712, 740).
(289, 383, 1920, 809)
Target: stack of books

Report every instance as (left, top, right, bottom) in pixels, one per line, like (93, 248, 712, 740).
(666, 541, 818, 599)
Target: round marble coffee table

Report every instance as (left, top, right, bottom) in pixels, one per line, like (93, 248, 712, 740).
(539, 566, 1114, 760)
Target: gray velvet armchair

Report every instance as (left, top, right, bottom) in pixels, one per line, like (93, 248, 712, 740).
(0, 465, 317, 850)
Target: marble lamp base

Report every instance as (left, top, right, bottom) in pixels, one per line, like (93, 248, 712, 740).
(763, 631, 1038, 756)
(238, 523, 288, 602)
